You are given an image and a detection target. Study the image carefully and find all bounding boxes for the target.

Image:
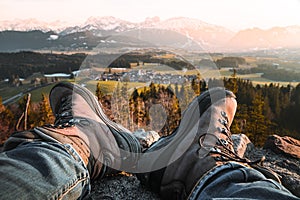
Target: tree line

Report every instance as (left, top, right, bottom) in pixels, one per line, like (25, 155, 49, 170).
(223, 77, 300, 146)
(0, 77, 300, 147)
(236, 64, 300, 82)
(0, 51, 85, 80)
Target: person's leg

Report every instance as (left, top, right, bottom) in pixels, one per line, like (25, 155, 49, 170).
(190, 162, 299, 200)
(0, 82, 142, 199)
(0, 131, 90, 200)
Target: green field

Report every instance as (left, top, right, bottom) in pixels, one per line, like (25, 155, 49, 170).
(1, 80, 149, 104)
(83, 80, 148, 95)
(1, 67, 299, 105)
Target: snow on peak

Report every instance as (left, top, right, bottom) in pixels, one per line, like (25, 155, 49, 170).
(83, 16, 135, 31)
(0, 18, 71, 32)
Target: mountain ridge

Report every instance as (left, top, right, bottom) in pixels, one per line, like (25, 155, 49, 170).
(0, 16, 300, 51)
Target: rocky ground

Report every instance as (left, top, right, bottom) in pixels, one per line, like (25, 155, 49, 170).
(245, 145, 300, 197)
(89, 173, 159, 200)
(89, 134, 300, 200)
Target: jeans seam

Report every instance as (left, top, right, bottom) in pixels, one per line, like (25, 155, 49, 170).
(240, 168, 248, 182)
(58, 143, 91, 199)
(58, 175, 89, 200)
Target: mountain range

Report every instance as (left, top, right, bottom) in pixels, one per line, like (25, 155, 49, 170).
(0, 16, 299, 52)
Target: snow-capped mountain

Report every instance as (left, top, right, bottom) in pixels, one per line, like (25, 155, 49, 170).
(1, 16, 300, 51)
(84, 16, 136, 31)
(60, 16, 137, 35)
(149, 17, 234, 48)
(0, 18, 71, 32)
(59, 16, 234, 49)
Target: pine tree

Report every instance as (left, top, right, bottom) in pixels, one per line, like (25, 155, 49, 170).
(129, 88, 140, 130)
(191, 78, 200, 96)
(224, 70, 238, 94)
(0, 97, 14, 144)
(95, 82, 104, 101)
(119, 82, 130, 129)
(180, 83, 195, 112)
(136, 92, 146, 129)
(38, 93, 54, 126)
(248, 94, 269, 146)
(111, 82, 122, 122)
(231, 104, 249, 135)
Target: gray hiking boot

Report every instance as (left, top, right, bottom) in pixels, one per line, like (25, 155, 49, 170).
(35, 82, 141, 180)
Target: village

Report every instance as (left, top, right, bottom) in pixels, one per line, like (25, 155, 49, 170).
(98, 68, 197, 85)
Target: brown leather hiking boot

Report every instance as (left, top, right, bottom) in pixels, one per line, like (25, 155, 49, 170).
(35, 82, 141, 180)
(138, 87, 280, 199)
(159, 90, 238, 199)
(137, 88, 236, 192)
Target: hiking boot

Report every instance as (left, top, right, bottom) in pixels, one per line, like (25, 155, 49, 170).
(35, 82, 141, 180)
(137, 87, 236, 192)
(161, 89, 238, 199)
(138, 87, 281, 199)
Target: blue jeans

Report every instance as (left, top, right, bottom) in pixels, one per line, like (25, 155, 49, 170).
(0, 139, 90, 199)
(189, 162, 299, 200)
(1, 132, 299, 200)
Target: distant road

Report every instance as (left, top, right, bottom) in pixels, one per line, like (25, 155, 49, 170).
(2, 92, 24, 105)
(2, 83, 52, 105)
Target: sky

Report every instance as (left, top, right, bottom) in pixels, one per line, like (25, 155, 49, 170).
(1, 0, 300, 31)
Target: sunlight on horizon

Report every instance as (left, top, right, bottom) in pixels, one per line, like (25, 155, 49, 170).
(1, 0, 300, 31)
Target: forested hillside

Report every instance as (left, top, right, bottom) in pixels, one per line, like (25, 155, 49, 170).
(0, 77, 299, 147)
(0, 51, 85, 80)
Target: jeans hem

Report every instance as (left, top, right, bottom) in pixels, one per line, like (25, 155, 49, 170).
(188, 162, 247, 200)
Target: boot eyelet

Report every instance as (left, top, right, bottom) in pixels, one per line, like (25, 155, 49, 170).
(217, 127, 228, 134)
(61, 112, 70, 117)
(221, 111, 229, 122)
(221, 111, 227, 118)
(210, 147, 221, 153)
(214, 156, 223, 161)
(220, 138, 228, 146)
(218, 119, 228, 126)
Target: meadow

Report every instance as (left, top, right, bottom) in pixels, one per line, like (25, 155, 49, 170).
(2, 68, 299, 105)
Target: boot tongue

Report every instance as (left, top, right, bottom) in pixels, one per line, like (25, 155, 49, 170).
(218, 97, 237, 126)
(71, 93, 102, 121)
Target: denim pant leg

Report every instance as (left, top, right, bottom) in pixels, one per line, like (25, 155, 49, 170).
(0, 141, 90, 200)
(189, 162, 299, 200)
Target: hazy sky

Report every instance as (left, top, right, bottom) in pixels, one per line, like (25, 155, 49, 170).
(1, 0, 300, 31)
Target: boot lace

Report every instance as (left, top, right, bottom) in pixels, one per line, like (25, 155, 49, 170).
(199, 110, 265, 165)
(53, 95, 74, 127)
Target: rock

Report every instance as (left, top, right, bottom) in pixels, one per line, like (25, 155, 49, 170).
(264, 135, 300, 159)
(133, 129, 160, 149)
(247, 148, 300, 198)
(90, 173, 160, 200)
(246, 136, 300, 198)
(232, 134, 254, 158)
